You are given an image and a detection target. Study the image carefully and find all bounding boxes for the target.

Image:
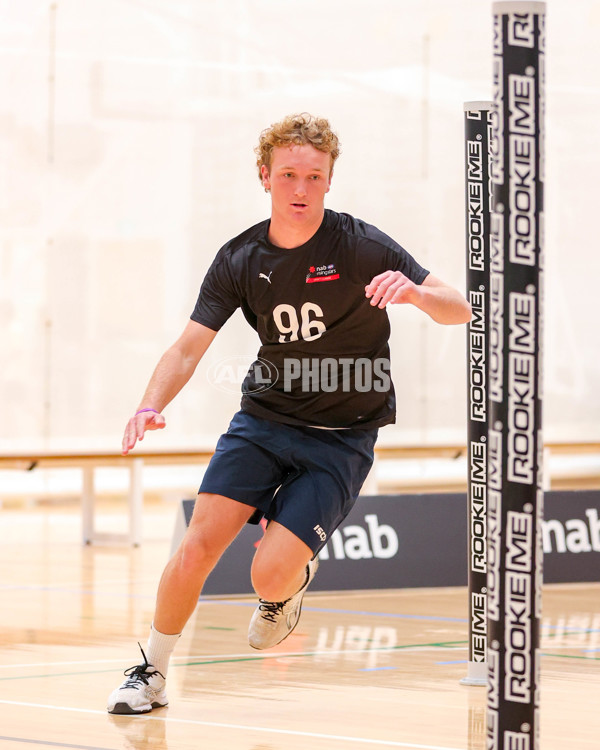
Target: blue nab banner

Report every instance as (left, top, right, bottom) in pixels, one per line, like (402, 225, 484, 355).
(170, 490, 600, 596)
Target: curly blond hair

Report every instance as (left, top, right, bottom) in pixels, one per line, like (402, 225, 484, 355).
(255, 113, 341, 181)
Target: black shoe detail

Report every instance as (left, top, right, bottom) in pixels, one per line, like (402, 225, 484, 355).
(257, 599, 286, 624)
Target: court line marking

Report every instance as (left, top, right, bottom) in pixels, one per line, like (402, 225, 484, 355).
(0, 700, 466, 750)
(203, 602, 600, 634)
(4, 643, 597, 681)
(2, 584, 597, 633)
(0, 641, 467, 675)
(0, 586, 470, 621)
(301, 606, 467, 622)
(0, 737, 113, 750)
(180, 641, 467, 668)
(360, 666, 397, 671)
(542, 652, 600, 661)
(436, 660, 468, 665)
(0, 584, 156, 600)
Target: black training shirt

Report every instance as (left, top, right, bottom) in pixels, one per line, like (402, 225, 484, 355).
(191, 209, 429, 429)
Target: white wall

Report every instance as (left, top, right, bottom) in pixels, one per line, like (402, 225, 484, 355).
(1, 0, 598, 451)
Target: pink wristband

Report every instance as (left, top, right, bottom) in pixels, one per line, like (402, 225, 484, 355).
(135, 408, 159, 416)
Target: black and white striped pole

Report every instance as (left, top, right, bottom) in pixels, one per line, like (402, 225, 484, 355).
(487, 3, 546, 749)
(461, 100, 492, 688)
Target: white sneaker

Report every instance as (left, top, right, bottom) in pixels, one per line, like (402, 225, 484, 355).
(248, 558, 319, 650)
(107, 645, 168, 715)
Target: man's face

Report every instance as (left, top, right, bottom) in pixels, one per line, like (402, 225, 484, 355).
(261, 144, 332, 229)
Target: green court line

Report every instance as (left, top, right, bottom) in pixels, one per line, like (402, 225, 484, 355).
(8, 641, 597, 683)
(202, 625, 236, 631)
(0, 640, 467, 681)
(541, 652, 600, 661)
(543, 627, 600, 637)
(3, 639, 597, 686)
(179, 640, 468, 667)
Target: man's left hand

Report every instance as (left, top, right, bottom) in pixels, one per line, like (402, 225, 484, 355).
(365, 270, 420, 308)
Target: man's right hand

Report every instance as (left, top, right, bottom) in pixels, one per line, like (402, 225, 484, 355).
(122, 410, 166, 455)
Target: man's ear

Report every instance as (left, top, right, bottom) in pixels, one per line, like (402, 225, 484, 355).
(326, 169, 333, 193)
(260, 164, 271, 192)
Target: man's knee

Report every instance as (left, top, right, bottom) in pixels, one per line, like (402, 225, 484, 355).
(251, 554, 309, 602)
(176, 492, 253, 576)
(174, 529, 222, 577)
(251, 560, 288, 602)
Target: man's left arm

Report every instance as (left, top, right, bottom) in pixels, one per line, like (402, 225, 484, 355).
(365, 271, 472, 325)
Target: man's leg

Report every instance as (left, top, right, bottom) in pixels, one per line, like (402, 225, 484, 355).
(153, 492, 255, 633)
(248, 520, 318, 650)
(251, 520, 313, 602)
(107, 492, 254, 714)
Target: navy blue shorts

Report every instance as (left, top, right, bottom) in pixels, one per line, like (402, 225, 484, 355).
(199, 411, 378, 555)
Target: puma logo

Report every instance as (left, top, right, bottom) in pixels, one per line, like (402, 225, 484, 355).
(259, 271, 272, 284)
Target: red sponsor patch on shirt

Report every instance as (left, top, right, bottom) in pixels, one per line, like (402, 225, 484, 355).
(306, 273, 340, 283)
(306, 263, 339, 283)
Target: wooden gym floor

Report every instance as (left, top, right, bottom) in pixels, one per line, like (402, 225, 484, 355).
(0, 501, 598, 750)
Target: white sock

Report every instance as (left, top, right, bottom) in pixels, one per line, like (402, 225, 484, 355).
(146, 623, 181, 678)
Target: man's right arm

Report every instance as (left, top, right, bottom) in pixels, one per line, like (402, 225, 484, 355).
(122, 320, 218, 454)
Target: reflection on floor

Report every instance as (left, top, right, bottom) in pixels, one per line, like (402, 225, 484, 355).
(0, 504, 598, 750)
